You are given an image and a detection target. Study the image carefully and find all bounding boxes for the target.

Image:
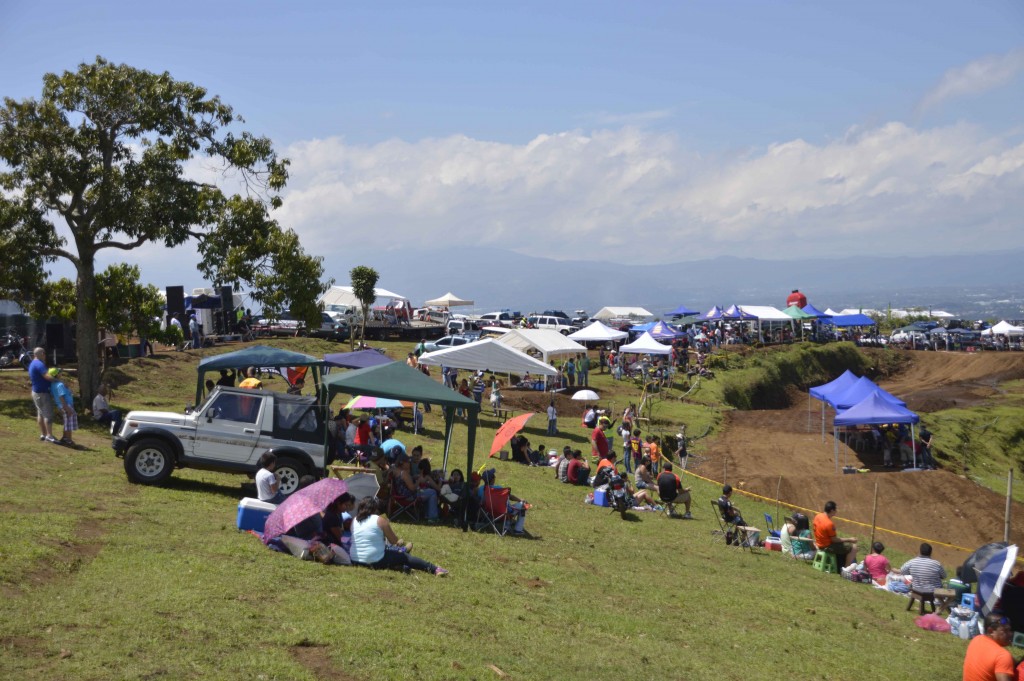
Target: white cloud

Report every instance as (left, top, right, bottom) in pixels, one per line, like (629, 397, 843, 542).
(273, 121, 1024, 265)
(918, 47, 1024, 113)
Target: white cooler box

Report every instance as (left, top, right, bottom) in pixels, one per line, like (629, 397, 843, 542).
(236, 497, 277, 532)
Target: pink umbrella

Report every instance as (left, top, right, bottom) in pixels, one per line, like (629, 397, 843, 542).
(262, 477, 348, 543)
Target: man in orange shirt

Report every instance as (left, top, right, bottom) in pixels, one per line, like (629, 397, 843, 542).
(962, 612, 1015, 681)
(812, 500, 858, 568)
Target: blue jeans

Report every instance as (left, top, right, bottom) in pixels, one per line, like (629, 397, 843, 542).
(364, 548, 437, 573)
(418, 488, 439, 519)
(622, 444, 632, 473)
(547, 418, 557, 435)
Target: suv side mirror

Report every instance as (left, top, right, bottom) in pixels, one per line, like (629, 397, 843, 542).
(206, 407, 221, 422)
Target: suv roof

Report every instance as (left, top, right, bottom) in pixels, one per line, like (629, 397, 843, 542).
(542, 310, 569, 319)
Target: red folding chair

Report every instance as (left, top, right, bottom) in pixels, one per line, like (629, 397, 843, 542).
(476, 486, 510, 536)
(387, 471, 420, 522)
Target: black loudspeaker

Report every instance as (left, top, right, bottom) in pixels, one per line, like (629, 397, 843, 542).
(45, 322, 64, 358)
(220, 285, 234, 334)
(165, 285, 185, 329)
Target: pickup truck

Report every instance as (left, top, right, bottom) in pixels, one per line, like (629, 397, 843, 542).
(112, 387, 327, 496)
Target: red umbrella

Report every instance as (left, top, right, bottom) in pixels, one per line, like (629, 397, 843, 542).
(262, 477, 348, 543)
(490, 412, 536, 457)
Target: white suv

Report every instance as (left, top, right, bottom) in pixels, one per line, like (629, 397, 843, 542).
(526, 315, 577, 334)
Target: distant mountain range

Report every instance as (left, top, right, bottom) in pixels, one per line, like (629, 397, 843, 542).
(344, 246, 1024, 320)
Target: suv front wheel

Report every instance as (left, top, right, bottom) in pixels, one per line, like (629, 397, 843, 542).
(124, 438, 175, 485)
(274, 456, 307, 497)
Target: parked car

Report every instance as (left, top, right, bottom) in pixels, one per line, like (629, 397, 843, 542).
(446, 318, 483, 335)
(113, 387, 327, 496)
(308, 312, 349, 341)
(423, 334, 479, 353)
(525, 315, 578, 334)
(255, 310, 303, 336)
(479, 311, 516, 327)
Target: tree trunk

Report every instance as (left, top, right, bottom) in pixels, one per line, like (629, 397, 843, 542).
(75, 253, 100, 409)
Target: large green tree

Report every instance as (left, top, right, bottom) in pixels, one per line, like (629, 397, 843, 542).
(349, 265, 379, 349)
(0, 57, 329, 404)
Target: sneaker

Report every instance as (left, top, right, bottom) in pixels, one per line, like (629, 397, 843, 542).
(44, 435, 59, 443)
(511, 530, 526, 537)
(39, 435, 45, 441)
(682, 512, 693, 519)
(434, 567, 449, 577)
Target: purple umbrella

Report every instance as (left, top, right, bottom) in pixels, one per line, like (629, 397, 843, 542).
(262, 477, 348, 543)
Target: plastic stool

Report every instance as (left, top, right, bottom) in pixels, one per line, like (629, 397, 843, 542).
(812, 550, 838, 574)
(961, 593, 977, 611)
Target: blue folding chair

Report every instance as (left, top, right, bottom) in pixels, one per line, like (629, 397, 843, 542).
(764, 513, 780, 538)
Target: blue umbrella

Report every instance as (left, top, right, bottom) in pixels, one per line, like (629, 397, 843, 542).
(979, 544, 1019, 615)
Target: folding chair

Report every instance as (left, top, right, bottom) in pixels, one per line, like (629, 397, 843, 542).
(763, 513, 780, 538)
(387, 473, 420, 523)
(659, 492, 689, 519)
(476, 486, 511, 536)
(710, 500, 757, 551)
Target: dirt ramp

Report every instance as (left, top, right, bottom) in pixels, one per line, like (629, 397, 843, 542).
(882, 352, 1024, 412)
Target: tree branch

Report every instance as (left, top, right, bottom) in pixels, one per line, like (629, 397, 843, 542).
(40, 246, 80, 267)
(96, 235, 149, 252)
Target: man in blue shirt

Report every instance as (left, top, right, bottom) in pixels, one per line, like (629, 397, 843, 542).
(27, 347, 57, 443)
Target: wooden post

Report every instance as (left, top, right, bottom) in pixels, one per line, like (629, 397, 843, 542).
(1006, 469, 1014, 543)
(776, 475, 783, 522)
(724, 458, 728, 485)
(869, 482, 879, 548)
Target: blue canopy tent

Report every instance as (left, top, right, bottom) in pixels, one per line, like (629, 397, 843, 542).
(829, 376, 905, 410)
(647, 321, 684, 340)
(808, 369, 859, 437)
(699, 305, 724, 321)
(666, 304, 698, 317)
(800, 303, 831, 318)
(722, 304, 757, 320)
(827, 313, 876, 328)
(833, 391, 919, 471)
(324, 349, 395, 371)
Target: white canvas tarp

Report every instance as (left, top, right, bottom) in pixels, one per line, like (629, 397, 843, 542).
(618, 331, 671, 355)
(418, 339, 556, 375)
(567, 321, 628, 342)
(591, 306, 654, 321)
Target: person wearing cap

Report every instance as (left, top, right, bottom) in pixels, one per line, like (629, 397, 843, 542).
(717, 485, 748, 528)
(962, 612, 1016, 681)
(590, 415, 612, 461)
(28, 347, 57, 443)
(476, 469, 527, 535)
(48, 368, 78, 447)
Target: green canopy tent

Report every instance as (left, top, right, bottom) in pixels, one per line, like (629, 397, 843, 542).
(319, 361, 481, 530)
(783, 305, 815, 340)
(195, 345, 327, 404)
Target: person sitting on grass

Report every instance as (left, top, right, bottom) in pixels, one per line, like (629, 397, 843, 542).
(566, 449, 590, 485)
(812, 500, 858, 568)
(556, 446, 572, 482)
(634, 456, 657, 494)
(92, 383, 123, 435)
(48, 368, 78, 447)
(863, 542, 891, 585)
(255, 451, 284, 504)
(349, 497, 447, 576)
(320, 492, 356, 552)
(656, 462, 692, 518)
(717, 485, 747, 527)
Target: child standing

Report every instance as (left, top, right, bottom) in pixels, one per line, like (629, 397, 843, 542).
(48, 368, 78, 446)
(629, 429, 643, 471)
(546, 400, 558, 436)
(648, 436, 662, 475)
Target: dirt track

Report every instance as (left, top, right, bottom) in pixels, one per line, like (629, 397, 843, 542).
(690, 351, 1024, 566)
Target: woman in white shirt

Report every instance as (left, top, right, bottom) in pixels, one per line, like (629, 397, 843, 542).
(349, 497, 448, 576)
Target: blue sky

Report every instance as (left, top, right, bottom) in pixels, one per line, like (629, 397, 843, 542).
(3, 1, 1024, 285)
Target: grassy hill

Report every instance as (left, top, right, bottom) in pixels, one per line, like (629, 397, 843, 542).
(0, 339, 980, 680)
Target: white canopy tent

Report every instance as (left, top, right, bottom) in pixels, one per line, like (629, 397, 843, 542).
(736, 305, 793, 321)
(618, 331, 671, 355)
(567, 320, 628, 342)
(496, 329, 586, 366)
(417, 339, 557, 376)
(319, 285, 407, 308)
(982, 321, 1024, 337)
(424, 292, 474, 307)
(591, 306, 654, 321)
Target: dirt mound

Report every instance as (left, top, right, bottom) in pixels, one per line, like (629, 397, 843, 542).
(691, 351, 1024, 566)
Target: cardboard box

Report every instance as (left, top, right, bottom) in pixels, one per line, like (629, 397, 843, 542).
(236, 497, 277, 532)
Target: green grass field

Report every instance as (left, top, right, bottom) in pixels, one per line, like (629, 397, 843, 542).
(0, 339, 976, 680)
